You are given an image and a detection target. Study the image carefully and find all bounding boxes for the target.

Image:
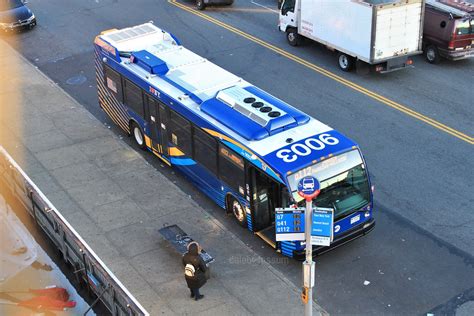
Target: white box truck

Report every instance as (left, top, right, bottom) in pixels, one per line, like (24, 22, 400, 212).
(278, 0, 425, 73)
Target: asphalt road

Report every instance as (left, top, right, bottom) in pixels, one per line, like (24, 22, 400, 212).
(3, 0, 474, 314)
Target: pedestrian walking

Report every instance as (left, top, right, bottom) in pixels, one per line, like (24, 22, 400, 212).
(182, 241, 207, 301)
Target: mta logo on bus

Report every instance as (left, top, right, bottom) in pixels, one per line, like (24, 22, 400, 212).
(149, 86, 160, 98)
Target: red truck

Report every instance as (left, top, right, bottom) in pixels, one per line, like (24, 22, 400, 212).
(424, 0, 474, 63)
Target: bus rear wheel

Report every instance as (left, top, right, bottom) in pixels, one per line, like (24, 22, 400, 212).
(131, 122, 146, 150)
(227, 197, 247, 227)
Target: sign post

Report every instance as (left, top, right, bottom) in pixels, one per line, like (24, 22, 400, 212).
(297, 176, 320, 316)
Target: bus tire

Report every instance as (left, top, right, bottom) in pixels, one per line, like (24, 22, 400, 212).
(227, 196, 247, 227)
(337, 53, 354, 72)
(130, 122, 146, 150)
(286, 28, 301, 47)
(425, 45, 440, 64)
(196, 0, 206, 10)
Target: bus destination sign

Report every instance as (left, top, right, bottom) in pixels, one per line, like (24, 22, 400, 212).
(275, 208, 305, 241)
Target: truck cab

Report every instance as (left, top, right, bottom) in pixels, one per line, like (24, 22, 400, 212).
(278, 0, 299, 45)
(424, 0, 474, 63)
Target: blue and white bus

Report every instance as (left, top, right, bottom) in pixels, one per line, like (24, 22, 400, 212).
(94, 23, 375, 259)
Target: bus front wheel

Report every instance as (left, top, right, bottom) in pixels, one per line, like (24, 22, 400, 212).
(227, 197, 247, 227)
(131, 122, 146, 150)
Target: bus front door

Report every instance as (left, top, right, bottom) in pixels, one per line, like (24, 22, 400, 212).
(251, 168, 278, 248)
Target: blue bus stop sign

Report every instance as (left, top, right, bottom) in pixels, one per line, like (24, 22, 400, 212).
(311, 208, 334, 246)
(275, 208, 305, 241)
(297, 176, 320, 201)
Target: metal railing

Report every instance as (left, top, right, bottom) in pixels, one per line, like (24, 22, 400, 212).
(0, 146, 149, 316)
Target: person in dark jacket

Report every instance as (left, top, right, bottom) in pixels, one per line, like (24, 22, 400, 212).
(182, 241, 207, 300)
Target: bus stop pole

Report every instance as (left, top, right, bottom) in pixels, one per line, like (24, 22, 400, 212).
(304, 196, 313, 316)
(298, 176, 319, 316)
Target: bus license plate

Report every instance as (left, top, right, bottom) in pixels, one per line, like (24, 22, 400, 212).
(351, 214, 360, 224)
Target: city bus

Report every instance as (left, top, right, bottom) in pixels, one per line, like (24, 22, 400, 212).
(94, 23, 375, 259)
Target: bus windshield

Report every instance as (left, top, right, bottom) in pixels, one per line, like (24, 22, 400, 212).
(287, 150, 370, 219)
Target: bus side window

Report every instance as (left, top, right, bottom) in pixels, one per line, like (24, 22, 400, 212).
(123, 79, 144, 118)
(103, 65, 123, 103)
(219, 145, 245, 195)
(169, 110, 192, 156)
(193, 127, 217, 175)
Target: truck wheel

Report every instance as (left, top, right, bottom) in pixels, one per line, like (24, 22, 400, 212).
(287, 28, 301, 47)
(131, 122, 146, 150)
(337, 53, 354, 72)
(425, 45, 440, 64)
(196, 0, 206, 10)
(227, 196, 247, 228)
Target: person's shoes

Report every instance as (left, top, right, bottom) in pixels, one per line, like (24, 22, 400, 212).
(194, 294, 204, 301)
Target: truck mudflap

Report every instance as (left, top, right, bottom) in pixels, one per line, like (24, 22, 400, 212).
(375, 56, 416, 73)
(292, 218, 375, 260)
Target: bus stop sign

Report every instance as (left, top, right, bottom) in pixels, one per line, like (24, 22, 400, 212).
(311, 208, 334, 246)
(275, 208, 305, 241)
(297, 176, 320, 201)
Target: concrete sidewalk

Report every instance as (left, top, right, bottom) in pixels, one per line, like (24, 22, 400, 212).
(0, 40, 326, 315)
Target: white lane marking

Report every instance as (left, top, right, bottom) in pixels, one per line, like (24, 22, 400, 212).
(250, 0, 279, 14)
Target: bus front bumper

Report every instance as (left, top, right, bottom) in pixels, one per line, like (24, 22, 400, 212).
(293, 218, 375, 260)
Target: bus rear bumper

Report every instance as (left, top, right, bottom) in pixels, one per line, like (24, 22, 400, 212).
(293, 218, 375, 260)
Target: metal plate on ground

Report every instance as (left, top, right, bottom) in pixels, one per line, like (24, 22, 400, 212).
(159, 224, 214, 264)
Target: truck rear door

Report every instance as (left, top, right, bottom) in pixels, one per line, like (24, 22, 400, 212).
(373, 0, 423, 61)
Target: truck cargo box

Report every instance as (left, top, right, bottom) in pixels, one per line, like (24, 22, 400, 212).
(279, 0, 425, 72)
(298, 0, 424, 63)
